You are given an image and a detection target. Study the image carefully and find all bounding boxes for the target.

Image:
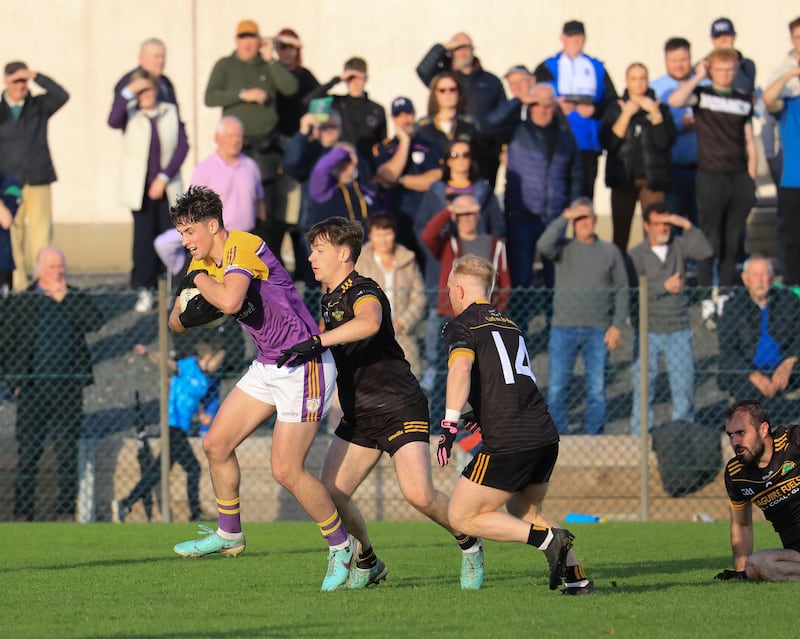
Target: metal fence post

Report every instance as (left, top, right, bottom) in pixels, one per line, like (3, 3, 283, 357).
(159, 278, 172, 522)
(638, 276, 649, 521)
(77, 437, 96, 523)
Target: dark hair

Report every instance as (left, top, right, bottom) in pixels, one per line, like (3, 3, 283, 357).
(344, 57, 367, 74)
(170, 185, 224, 227)
(789, 17, 800, 32)
(427, 71, 467, 116)
(306, 216, 364, 263)
(643, 201, 670, 222)
(442, 136, 479, 183)
(664, 37, 691, 54)
(724, 400, 771, 429)
(366, 212, 397, 233)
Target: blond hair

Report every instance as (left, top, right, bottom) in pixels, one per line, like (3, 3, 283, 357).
(452, 254, 495, 293)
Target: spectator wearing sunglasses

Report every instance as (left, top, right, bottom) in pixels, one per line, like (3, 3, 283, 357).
(417, 72, 479, 161)
(0, 61, 68, 292)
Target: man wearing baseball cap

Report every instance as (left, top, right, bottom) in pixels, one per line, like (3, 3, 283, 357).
(375, 97, 443, 258)
(533, 20, 618, 200)
(205, 19, 299, 258)
(710, 17, 756, 95)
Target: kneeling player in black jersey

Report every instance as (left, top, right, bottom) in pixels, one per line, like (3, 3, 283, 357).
(717, 400, 800, 582)
(279, 217, 485, 590)
(438, 254, 594, 594)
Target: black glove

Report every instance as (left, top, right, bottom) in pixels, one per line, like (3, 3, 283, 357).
(461, 411, 481, 434)
(437, 420, 458, 467)
(177, 269, 208, 294)
(276, 335, 323, 368)
(714, 569, 747, 581)
(178, 293, 224, 328)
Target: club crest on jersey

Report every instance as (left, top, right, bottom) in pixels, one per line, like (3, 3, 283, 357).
(332, 310, 344, 321)
(782, 461, 797, 476)
(306, 397, 321, 413)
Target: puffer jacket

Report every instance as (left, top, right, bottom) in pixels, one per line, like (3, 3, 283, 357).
(504, 116, 582, 220)
(600, 89, 677, 192)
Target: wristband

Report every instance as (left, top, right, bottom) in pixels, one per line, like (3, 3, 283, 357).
(445, 408, 461, 422)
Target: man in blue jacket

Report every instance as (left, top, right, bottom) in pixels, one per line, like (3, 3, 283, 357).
(533, 20, 617, 199)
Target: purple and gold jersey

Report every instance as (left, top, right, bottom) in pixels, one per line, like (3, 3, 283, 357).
(189, 230, 318, 364)
(725, 425, 800, 549)
(442, 301, 558, 455)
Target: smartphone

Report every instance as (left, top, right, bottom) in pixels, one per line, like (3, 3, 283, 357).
(309, 97, 333, 123)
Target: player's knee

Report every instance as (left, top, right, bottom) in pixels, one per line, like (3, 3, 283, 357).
(202, 433, 232, 463)
(404, 487, 435, 513)
(744, 555, 766, 581)
(271, 460, 302, 490)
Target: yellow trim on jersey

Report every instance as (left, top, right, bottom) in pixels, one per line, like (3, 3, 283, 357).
(448, 348, 475, 366)
(352, 294, 380, 312)
(469, 452, 490, 485)
(189, 230, 269, 282)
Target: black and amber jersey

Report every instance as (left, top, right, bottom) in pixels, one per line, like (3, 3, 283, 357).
(725, 425, 800, 548)
(442, 301, 558, 454)
(321, 271, 426, 419)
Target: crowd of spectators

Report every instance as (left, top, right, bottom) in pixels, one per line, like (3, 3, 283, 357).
(3, 13, 800, 522)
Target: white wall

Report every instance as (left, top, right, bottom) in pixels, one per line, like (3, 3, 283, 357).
(1, 0, 795, 229)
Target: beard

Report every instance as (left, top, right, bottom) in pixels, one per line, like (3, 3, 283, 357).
(736, 439, 765, 466)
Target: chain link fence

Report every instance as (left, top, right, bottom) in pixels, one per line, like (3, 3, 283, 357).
(2, 281, 797, 524)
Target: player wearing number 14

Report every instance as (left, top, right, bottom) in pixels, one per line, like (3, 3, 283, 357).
(439, 254, 594, 593)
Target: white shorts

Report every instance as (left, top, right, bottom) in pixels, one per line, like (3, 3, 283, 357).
(236, 350, 336, 423)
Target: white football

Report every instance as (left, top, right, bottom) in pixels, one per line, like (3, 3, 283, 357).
(179, 287, 227, 329)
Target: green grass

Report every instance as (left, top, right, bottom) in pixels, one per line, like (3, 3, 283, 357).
(2, 520, 796, 638)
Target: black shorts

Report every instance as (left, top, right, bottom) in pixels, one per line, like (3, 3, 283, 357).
(334, 398, 430, 456)
(461, 443, 559, 492)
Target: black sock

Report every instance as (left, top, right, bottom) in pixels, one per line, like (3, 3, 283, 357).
(454, 534, 479, 551)
(526, 524, 549, 548)
(357, 545, 377, 570)
(566, 564, 586, 583)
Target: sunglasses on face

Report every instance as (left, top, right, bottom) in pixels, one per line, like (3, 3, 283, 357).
(277, 43, 296, 51)
(437, 86, 458, 94)
(449, 151, 471, 159)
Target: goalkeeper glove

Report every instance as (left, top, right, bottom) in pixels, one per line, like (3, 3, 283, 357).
(276, 335, 323, 368)
(714, 569, 747, 581)
(437, 420, 459, 467)
(178, 293, 224, 328)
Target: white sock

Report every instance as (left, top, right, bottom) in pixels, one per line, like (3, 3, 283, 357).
(217, 528, 242, 541)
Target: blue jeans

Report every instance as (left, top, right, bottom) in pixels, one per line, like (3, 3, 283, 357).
(547, 326, 607, 435)
(630, 329, 695, 434)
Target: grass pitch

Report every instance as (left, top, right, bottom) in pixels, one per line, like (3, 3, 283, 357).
(3, 520, 795, 638)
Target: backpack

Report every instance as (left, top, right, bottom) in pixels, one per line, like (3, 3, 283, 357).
(651, 420, 723, 497)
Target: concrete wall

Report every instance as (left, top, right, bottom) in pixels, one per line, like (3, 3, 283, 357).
(4, 0, 795, 271)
